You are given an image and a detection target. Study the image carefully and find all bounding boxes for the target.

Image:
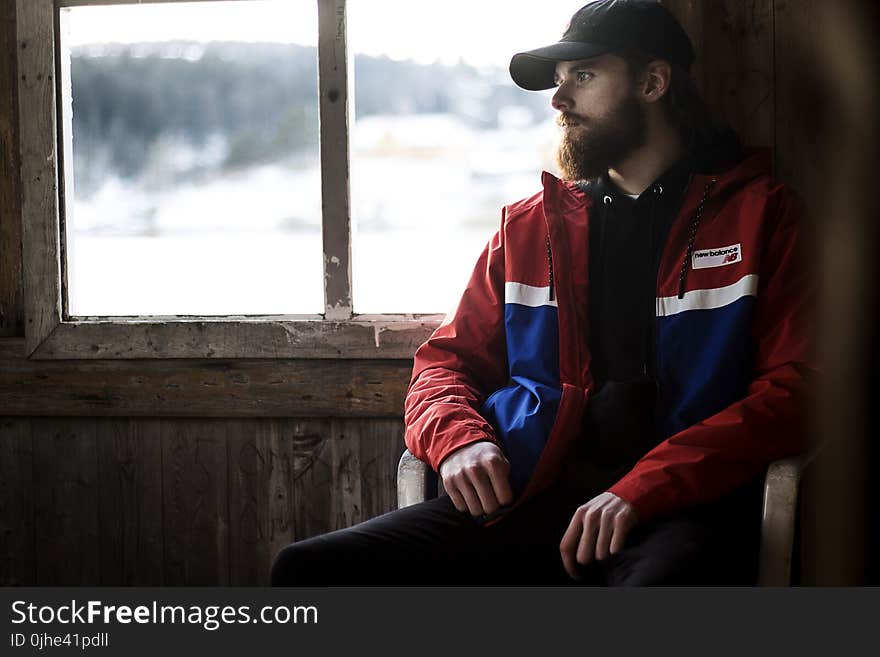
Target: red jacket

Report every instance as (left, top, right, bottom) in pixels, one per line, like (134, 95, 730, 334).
(404, 149, 814, 522)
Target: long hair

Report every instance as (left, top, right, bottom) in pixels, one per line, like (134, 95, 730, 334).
(616, 49, 725, 156)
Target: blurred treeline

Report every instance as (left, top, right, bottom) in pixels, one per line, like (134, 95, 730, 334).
(69, 42, 547, 195)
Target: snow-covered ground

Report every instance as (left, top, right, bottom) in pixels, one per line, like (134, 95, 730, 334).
(68, 113, 560, 315)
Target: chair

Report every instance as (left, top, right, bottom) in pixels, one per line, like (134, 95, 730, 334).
(396, 448, 818, 586)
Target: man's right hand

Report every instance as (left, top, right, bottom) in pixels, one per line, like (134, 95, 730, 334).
(438, 441, 514, 517)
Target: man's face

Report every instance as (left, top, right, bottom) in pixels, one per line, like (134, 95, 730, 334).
(552, 55, 647, 181)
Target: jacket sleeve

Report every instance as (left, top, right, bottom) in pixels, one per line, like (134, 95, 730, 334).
(403, 217, 510, 472)
(608, 186, 816, 522)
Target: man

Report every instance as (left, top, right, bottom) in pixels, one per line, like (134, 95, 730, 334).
(271, 0, 812, 585)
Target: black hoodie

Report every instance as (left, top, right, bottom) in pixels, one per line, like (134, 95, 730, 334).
(568, 129, 743, 472)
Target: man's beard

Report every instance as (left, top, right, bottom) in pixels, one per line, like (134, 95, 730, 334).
(555, 93, 647, 182)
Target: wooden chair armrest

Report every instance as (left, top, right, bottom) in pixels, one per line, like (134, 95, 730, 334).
(757, 445, 824, 586)
(397, 449, 430, 509)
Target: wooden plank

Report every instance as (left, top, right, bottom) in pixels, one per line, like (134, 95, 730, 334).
(228, 418, 267, 585)
(662, 0, 705, 98)
(59, 0, 255, 6)
(228, 418, 315, 585)
(700, 0, 775, 149)
(0, 337, 24, 359)
(96, 418, 163, 585)
(32, 417, 100, 585)
(318, 0, 352, 320)
(772, 0, 822, 197)
(329, 418, 362, 529)
(161, 418, 228, 585)
(0, 350, 413, 417)
(286, 418, 333, 541)
(288, 419, 404, 539)
(30, 317, 439, 360)
(0, 417, 33, 585)
(56, 6, 74, 321)
(264, 418, 296, 572)
(16, 0, 61, 356)
(357, 418, 406, 520)
(0, 0, 23, 338)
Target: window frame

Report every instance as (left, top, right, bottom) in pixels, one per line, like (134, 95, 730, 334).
(18, 0, 442, 360)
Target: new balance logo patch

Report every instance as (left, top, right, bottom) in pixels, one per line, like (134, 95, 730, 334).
(692, 243, 742, 269)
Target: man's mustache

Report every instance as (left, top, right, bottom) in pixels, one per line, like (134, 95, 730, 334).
(556, 113, 588, 128)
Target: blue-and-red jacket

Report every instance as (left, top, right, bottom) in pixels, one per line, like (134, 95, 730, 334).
(403, 148, 814, 522)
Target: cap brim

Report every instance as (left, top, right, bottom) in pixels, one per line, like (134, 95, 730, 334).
(509, 41, 611, 91)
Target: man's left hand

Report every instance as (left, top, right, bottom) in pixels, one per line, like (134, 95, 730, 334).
(559, 492, 638, 580)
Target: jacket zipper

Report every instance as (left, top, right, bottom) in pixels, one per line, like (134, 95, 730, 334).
(650, 173, 695, 417)
(677, 178, 719, 299)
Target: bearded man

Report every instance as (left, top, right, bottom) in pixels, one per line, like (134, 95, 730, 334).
(271, 0, 813, 586)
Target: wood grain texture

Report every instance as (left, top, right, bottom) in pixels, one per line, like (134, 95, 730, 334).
(328, 418, 362, 529)
(59, 0, 228, 5)
(4, 415, 410, 584)
(96, 418, 163, 585)
(32, 417, 100, 585)
(286, 418, 333, 541)
(662, 0, 705, 96)
(351, 417, 405, 521)
(772, 0, 822, 198)
(30, 318, 438, 360)
(318, 0, 352, 319)
(0, 346, 412, 417)
(0, 417, 33, 585)
(701, 0, 775, 149)
(228, 418, 283, 586)
(161, 418, 228, 585)
(16, 0, 61, 355)
(0, 0, 23, 338)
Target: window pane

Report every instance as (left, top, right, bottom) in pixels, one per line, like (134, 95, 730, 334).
(60, 1, 321, 316)
(349, 0, 571, 314)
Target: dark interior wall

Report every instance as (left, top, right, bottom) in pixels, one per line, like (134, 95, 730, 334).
(666, 0, 879, 585)
(0, 0, 23, 337)
(1, 416, 404, 586)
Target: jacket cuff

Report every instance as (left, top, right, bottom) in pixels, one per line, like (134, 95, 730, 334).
(427, 429, 500, 473)
(607, 478, 668, 524)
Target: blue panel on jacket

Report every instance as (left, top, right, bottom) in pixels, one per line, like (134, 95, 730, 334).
(656, 296, 756, 438)
(482, 303, 561, 494)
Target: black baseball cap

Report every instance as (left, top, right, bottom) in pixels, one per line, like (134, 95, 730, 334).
(509, 0, 695, 91)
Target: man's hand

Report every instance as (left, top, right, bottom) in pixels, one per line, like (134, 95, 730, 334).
(438, 441, 514, 517)
(559, 492, 638, 579)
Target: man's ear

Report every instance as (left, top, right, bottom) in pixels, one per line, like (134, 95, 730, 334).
(640, 60, 672, 103)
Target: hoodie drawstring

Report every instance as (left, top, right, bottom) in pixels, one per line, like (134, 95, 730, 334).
(676, 178, 718, 299)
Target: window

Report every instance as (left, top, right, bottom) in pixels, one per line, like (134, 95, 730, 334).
(17, 0, 570, 359)
(347, 0, 562, 314)
(60, 1, 323, 316)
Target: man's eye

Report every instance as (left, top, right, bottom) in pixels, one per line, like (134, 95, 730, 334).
(576, 71, 593, 82)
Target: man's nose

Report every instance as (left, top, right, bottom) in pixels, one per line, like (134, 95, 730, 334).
(551, 87, 571, 112)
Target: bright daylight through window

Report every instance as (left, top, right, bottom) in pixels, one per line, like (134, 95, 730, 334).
(60, 0, 574, 317)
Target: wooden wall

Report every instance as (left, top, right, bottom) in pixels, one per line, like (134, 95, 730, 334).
(665, 0, 824, 203)
(0, 416, 403, 586)
(0, 0, 22, 337)
(0, 0, 849, 585)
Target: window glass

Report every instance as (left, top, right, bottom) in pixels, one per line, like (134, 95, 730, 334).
(60, 1, 322, 316)
(348, 0, 568, 314)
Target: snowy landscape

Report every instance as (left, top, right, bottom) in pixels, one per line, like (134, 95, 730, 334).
(64, 36, 562, 315)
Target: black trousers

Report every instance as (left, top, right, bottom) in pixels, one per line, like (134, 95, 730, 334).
(270, 467, 764, 586)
